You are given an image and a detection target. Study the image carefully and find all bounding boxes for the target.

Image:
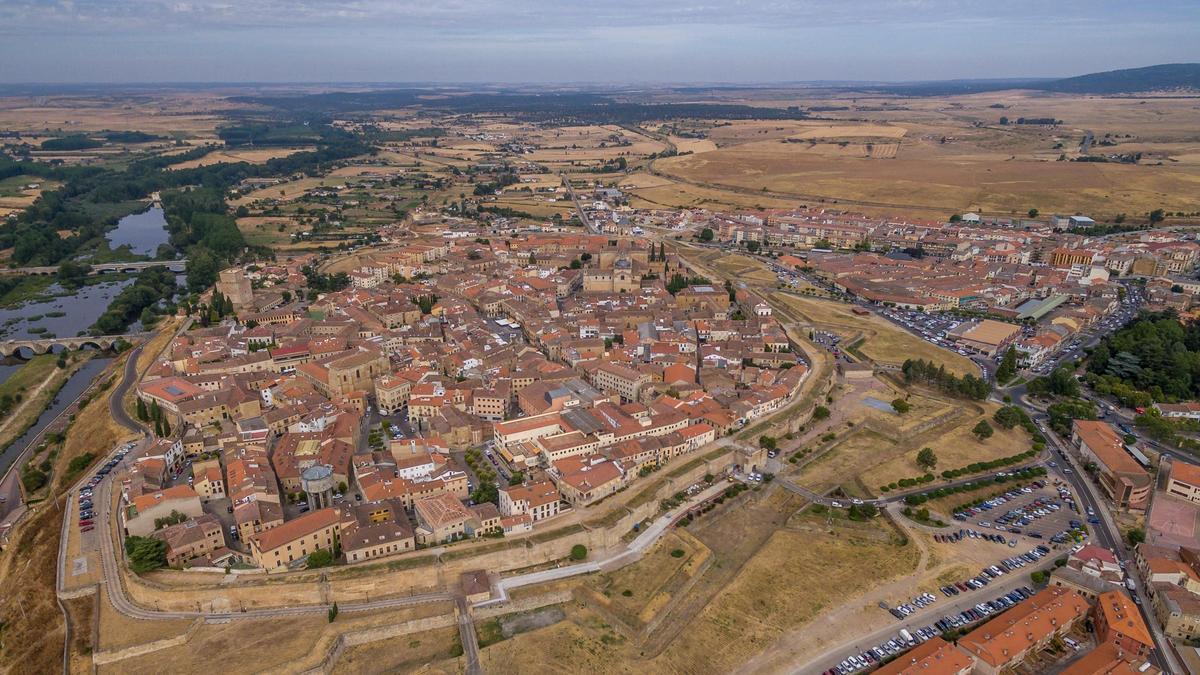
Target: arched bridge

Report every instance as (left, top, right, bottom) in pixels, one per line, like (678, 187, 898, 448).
(0, 333, 149, 358)
(0, 260, 187, 277)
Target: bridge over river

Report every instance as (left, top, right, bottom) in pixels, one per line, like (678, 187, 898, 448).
(0, 260, 187, 277)
(0, 333, 149, 358)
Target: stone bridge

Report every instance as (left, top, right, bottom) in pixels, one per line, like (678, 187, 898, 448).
(0, 333, 149, 358)
(0, 260, 187, 277)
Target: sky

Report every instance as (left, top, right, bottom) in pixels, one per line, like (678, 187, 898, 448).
(0, 0, 1198, 84)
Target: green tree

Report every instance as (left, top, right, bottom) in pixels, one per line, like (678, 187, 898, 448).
(471, 482, 499, 505)
(508, 471, 525, 486)
(570, 544, 588, 561)
(758, 435, 777, 451)
(995, 347, 1018, 384)
(812, 406, 831, 421)
(1148, 208, 1166, 225)
(327, 602, 339, 622)
(1027, 208, 1039, 218)
(972, 420, 994, 441)
(186, 247, 219, 294)
(916, 447, 938, 470)
(125, 536, 168, 573)
(993, 405, 1023, 429)
(307, 548, 334, 569)
(699, 228, 714, 242)
(892, 398, 911, 415)
(136, 397, 149, 422)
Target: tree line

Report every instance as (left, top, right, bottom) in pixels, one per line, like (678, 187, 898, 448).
(900, 358, 991, 400)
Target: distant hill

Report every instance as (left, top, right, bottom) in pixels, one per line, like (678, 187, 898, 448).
(1036, 63, 1200, 94)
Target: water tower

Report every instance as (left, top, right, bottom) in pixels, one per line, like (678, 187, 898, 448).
(300, 464, 336, 510)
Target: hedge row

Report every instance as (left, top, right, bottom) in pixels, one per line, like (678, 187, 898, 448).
(905, 467, 1048, 507)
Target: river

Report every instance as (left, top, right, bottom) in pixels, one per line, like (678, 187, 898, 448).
(0, 278, 135, 343)
(0, 356, 111, 511)
(106, 205, 171, 257)
(0, 205, 172, 377)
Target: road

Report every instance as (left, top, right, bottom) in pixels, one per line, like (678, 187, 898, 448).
(560, 174, 596, 233)
(478, 479, 731, 607)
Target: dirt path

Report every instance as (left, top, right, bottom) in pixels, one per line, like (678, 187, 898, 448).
(730, 506, 931, 675)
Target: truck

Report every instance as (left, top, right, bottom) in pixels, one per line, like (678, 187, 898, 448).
(898, 629, 913, 644)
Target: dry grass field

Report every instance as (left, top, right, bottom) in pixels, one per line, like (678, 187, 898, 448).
(0, 93, 232, 136)
(793, 386, 1027, 497)
(637, 93, 1200, 219)
(656, 143, 1200, 217)
(858, 401, 1030, 490)
(770, 293, 977, 376)
(650, 526, 918, 674)
(169, 146, 314, 169)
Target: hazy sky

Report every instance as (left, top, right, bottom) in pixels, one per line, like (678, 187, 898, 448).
(0, 0, 1197, 83)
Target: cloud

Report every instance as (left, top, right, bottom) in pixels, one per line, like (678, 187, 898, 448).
(2, 0, 1194, 34)
(0, 1, 1196, 82)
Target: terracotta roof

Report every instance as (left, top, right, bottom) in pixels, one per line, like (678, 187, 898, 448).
(958, 587, 1089, 667)
(249, 507, 340, 553)
(131, 485, 200, 514)
(1096, 590, 1154, 650)
(872, 636, 972, 675)
(1073, 420, 1150, 482)
(413, 492, 472, 530)
(1170, 459, 1200, 487)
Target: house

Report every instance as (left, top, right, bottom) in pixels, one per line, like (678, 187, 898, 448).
(1071, 420, 1151, 511)
(337, 498, 415, 563)
(412, 493, 475, 545)
(247, 507, 341, 571)
(1093, 590, 1154, 658)
(1059, 642, 1160, 675)
(550, 454, 626, 505)
(498, 480, 561, 522)
(151, 514, 225, 567)
(191, 460, 225, 502)
(123, 485, 204, 537)
(957, 587, 1089, 675)
(1155, 402, 1200, 421)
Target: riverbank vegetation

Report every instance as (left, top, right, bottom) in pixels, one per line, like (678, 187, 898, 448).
(91, 267, 177, 334)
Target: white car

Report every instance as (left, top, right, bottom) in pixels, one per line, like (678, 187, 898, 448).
(831, 501, 843, 508)
(852, 498, 864, 505)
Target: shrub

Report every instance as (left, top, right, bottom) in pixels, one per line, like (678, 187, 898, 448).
(670, 549, 685, 558)
(570, 544, 588, 561)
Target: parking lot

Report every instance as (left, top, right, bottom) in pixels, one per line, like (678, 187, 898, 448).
(876, 307, 972, 356)
(832, 582, 1044, 675)
(951, 479, 1086, 548)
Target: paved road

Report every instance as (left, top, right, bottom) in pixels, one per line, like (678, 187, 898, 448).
(560, 174, 596, 234)
(478, 480, 730, 607)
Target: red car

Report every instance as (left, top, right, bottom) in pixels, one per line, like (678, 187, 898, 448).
(80, 525, 94, 533)
(78, 519, 94, 527)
